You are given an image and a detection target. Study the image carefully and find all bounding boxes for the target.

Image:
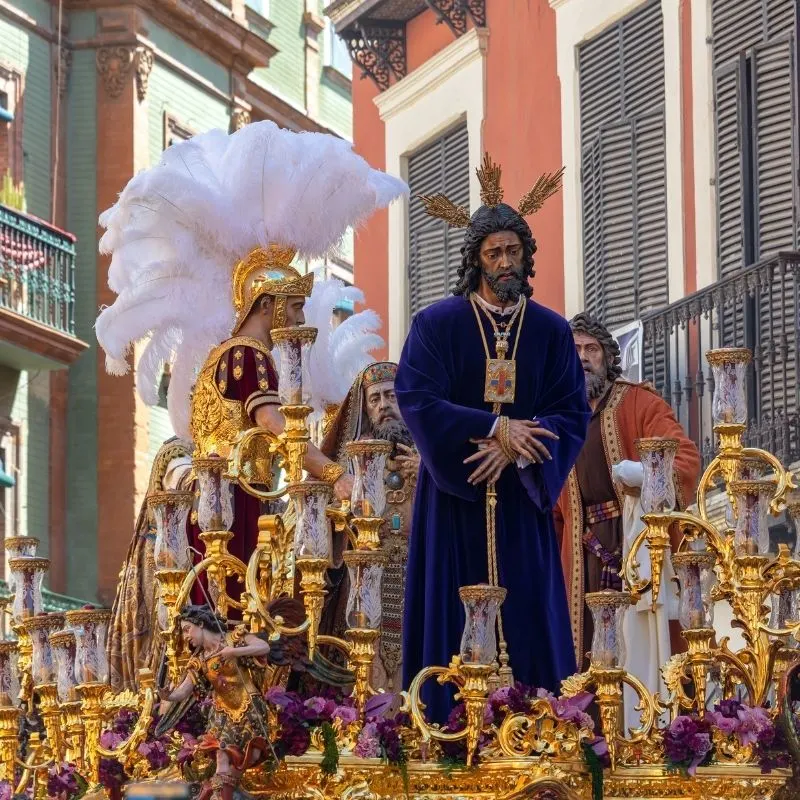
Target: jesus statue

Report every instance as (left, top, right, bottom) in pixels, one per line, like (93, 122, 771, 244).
(396, 156, 590, 721)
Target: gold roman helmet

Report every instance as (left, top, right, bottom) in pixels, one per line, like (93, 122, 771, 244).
(231, 244, 315, 333)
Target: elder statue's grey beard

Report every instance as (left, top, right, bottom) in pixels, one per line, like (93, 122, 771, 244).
(585, 371, 609, 400)
(482, 267, 526, 304)
(372, 417, 414, 447)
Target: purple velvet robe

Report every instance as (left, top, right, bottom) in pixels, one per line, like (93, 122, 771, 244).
(395, 295, 589, 721)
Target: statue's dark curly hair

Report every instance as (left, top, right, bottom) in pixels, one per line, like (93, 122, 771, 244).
(569, 312, 623, 382)
(452, 203, 537, 297)
(178, 604, 228, 632)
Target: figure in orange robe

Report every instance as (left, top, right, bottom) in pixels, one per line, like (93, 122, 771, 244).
(554, 314, 700, 714)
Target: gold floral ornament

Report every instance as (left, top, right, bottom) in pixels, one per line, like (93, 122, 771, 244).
(417, 152, 565, 227)
(231, 244, 314, 333)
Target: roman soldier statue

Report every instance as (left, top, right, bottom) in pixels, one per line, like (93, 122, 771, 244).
(96, 120, 406, 604)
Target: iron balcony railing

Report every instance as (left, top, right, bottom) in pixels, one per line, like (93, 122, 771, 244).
(0, 203, 77, 337)
(641, 251, 800, 467)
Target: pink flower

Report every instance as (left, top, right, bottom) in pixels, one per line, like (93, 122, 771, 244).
(354, 722, 380, 758)
(0, 781, 12, 800)
(333, 705, 358, 726)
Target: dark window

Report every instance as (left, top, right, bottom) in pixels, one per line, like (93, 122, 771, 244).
(578, 0, 668, 330)
(406, 122, 470, 318)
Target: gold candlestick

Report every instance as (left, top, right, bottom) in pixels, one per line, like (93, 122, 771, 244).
(459, 662, 494, 767)
(297, 557, 328, 660)
(36, 683, 64, 763)
(0, 703, 19, 782)
(350, 517, 383, 551)
(280, 405, 313, 484)
(62, 699, 84, 768)
(154, 567, 189, 683)
(345, 627, 379, 719)
(682, 628, 715, 716)
(640, 513, 672, 611)
(76, 681, 110, 784)
(592, 666, 624, 769)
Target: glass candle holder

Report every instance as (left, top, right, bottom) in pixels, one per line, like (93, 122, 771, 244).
(9, 557, 49, 624)
(288, 480, 332, 560)
(3, 537, 39, 558)
(344, 550, 386, 630)
(148, 491, 194, 570)
(0, 641, 19, 706)
(730, 479, 776, 556)
(271, 326, 317, 406)
(458, 584, 507, 665)
(24, 614, 63, 686)
(672, 552, 717, 630)
(707, 348, 751, 427)
(49, 629, 77, 702)
(194, 456, 234, 533)
(586, 591, 633, 668)
(346, 440, 393, 518)
(65, 608, 112, 684)
(636, 438, 678, 513)
(770, 583, 800, 647)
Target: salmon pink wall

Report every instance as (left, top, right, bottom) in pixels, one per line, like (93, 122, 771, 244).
(352, 0, 566, 346)
(352, 77, 389, 357)
(482, 0, 564, 314)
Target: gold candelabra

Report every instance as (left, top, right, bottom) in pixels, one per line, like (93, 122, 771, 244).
(565, 346, 800, 772)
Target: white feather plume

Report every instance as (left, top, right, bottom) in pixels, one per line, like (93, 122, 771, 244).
(94, 121, 407, 439)
(274, 270, 385, 422)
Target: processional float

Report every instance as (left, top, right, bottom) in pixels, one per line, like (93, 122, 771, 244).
(1, 342, 800, 799)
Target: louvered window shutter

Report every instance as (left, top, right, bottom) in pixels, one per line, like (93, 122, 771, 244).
(711, 0, 799, 425)
(578, 0, 667, 328)
(407, 123, 470, 318)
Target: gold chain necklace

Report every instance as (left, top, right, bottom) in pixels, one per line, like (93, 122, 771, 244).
(470, 295, 526, 414)
(468, 293, 527, 689)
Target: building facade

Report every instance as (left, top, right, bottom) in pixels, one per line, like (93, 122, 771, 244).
(0, 0, 353, 604)
(330, 0, 800, 477)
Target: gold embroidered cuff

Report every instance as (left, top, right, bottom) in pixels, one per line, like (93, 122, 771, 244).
(321, 462, 345, 485)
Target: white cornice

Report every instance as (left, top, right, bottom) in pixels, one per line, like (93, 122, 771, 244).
(373, 27, 488, 122)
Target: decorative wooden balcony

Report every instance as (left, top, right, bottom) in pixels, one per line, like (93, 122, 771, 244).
(0, 203, 87, 368)
(641, 251, 800, 467)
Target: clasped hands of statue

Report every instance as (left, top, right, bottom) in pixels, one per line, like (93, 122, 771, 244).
(464, 419, 559, 486)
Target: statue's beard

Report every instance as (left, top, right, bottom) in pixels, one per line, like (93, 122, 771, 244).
(585, 370, 609, 401)
(482, 267, 527, 303)
(371, 418, 414, 447)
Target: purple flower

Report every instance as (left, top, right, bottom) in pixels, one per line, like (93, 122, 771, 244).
(706, 710, 739, 736)
(137, 738, 170, 771)
(376, 718, 404, 764)
(333, 705, 358, 726)
(365, 693, 400, 721)
(278, 720, 311, 757)
(176, 734, 197, 766)
(736, 705, 773, 747)
(99, 729, 125, 750)
(354, 722, 380, 758)
(98, 756, 127, 790)
(112, 708, 138, 735)
(664, 715, 713, 775)
(551, 692, 595, 731)
(588, 735, 611, 768)
(46, 764, 79, 800)
(0, 782, 10, 800)
(303, 696, 336, 721)
(266, 687, 294, 708)
(716, 698, 744, 719)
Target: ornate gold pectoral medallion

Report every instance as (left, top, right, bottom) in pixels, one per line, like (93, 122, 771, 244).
(484, 358, 516, 405)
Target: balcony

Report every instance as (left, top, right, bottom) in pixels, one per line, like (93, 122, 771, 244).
(0, 204, 87, 369)
(641, 251, 800, 468)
